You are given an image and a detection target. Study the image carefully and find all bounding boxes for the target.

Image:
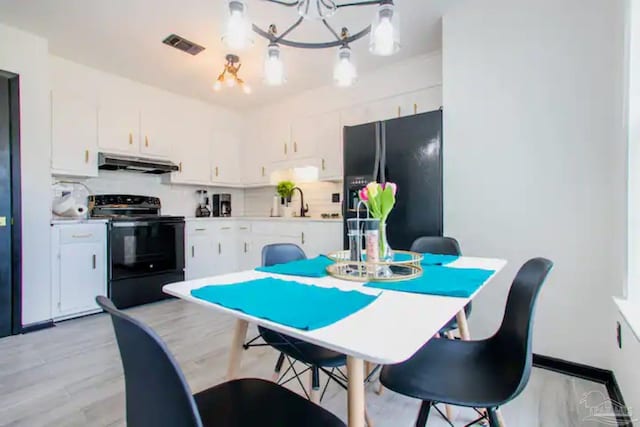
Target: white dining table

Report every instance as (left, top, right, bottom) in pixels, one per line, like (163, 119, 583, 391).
(163, 256, 506, 427)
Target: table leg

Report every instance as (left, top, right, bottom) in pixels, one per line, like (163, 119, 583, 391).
(309, 368, 320, 404)
(455, 309, 471, 340)
(347, 356, 366, 427)
(226, 319, 249, 380)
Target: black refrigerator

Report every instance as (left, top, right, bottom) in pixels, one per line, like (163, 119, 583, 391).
(343, 109, 443, 250)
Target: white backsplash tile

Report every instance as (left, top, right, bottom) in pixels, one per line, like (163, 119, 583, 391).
(244, 181, 343, 218)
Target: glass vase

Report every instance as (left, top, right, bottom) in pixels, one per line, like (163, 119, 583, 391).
(378, 221, 394, 278)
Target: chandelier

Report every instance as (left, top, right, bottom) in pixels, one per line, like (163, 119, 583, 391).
(212, 54, 252, 94)
(222, 0, 400, 88)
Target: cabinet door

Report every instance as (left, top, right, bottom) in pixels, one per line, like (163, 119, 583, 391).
(186, 230, 215, 280)
(211, 129, 241, 185)
(140, 104, 175, 159)
(171, 115, 212, 184)
(51, 91, 99, 177)
(242, 124, 273, 185)
(237, 222, 253, 271)
(290, 115, 318, 160)
(213, 225, 238, 275)
(301, 223, 343, 257)
(314, 111, 342, 180)
(399, 87, 443, 116)
(98, 100, 140, 154)
(58, 241, 105, 315)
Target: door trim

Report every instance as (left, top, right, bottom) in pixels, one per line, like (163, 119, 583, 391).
(2, 72, 23, 335)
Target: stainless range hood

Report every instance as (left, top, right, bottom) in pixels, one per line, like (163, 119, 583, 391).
(98, 153, 180, 174)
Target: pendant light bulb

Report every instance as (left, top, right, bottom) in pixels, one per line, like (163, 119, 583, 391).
(370, 1, 400, 56)
(333, 45, 357, 87)
(213, 80, 222, 91)
(222, 0, 253, 50)
(242, 83, 252, 94)
(264, 43, 285, 86)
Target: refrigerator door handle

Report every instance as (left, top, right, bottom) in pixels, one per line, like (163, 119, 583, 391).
(373, 121, 381, 181)
(380, 121, 387, 183)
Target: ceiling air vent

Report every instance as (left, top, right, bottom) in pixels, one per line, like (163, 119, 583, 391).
(162, 34, 205, 55)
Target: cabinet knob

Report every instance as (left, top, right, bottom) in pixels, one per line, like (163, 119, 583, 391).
(129, 133, 133, 145)
(85, 150, 89, 164)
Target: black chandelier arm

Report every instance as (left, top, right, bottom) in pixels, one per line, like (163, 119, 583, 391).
(253, 24, 370, 48)
(275, 16, 305, 42)
(336, 0, 388, 8)
(261, 0, 298, 6)
(321, 19, 342, 41)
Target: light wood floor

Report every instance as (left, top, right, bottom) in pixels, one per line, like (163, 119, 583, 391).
(0, 299, 607, 426)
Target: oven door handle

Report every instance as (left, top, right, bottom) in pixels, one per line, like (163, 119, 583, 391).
(111, 221, 184, 228)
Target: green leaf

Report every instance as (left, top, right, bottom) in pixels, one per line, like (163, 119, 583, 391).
(379, 186, 396, 220)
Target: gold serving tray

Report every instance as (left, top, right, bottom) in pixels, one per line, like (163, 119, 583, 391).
(325, 250, 423, 282)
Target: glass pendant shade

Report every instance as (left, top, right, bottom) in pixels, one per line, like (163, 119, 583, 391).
(222, 0, 253, 50)
(369, 2, 400, 56)
(297, 0, 337, 21)
(264, 43, 285, 86)
(333, 46, 357, 87)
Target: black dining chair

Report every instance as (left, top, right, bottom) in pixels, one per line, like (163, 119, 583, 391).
(96, 295, 345, 427)
(410, 236, 471, 337)
(379, 257, 553, 427)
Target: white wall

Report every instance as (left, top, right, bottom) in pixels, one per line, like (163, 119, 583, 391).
(0, 23, 52, 326)
(443, 0, 627, 369)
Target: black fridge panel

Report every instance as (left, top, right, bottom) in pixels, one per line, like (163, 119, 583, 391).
(383, 110, 443, 249)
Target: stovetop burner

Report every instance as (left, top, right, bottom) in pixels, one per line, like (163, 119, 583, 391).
(89, 194, 184, 221)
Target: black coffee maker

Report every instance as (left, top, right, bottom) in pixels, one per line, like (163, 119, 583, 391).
(195, 190, 211, 217)
(212, 193, 231, 217)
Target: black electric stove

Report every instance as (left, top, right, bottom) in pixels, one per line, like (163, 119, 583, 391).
(89, 195, 185, 309)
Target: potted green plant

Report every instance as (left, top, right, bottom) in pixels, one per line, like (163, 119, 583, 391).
(276, 180, 295, 217)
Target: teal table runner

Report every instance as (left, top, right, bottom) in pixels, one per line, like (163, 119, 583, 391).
(364, 266, 494, 298)
(255, 255, 335, 278)
(191, 277, 378, 330)
(392, 252, 459, 265)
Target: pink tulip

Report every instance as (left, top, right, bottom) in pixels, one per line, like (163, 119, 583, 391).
(382, 182, 397, 196)
(358, 187, 368, 201)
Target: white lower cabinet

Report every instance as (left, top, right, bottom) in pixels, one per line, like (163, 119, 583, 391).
(51, 223, 107, 321)
(185, 219, 343, 278)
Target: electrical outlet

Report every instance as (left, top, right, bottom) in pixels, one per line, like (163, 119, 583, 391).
(331, 193, 340, 203)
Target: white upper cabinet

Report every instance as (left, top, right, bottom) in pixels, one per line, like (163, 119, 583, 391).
(268, 116, 293, 163)
(97, 99, 140, 154)
(170, 112, 212, 185)
(211, 129, 241, 185)
(51, 91, 99, 177)
(289, 115, 318, 160)
(139, 103, 175, 159)
(397, 86, 443, 117)
(313, 111, 342, 180)
(242, 120, 276, 185)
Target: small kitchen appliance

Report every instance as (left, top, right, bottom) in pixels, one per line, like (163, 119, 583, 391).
(212, 193, 232, 217)
(195, 190, 211, 217)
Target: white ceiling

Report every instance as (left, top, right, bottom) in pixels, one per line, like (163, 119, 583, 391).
(0, 0, 455, 109)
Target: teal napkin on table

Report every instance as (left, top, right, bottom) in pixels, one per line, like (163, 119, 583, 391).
(191, 277, 378, 330)
(364, 265, 494, 298)
(255, 255, 335, 277)
(387, 252, 459, 265)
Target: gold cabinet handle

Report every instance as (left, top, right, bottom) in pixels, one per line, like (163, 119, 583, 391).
(284, 143, 287, 155)
(397, 106, 401, 117)
(145, 136, 149, 147)
(294, 141, 298, 153)
(129, 133, 133, 145)
(301, 232, 305, 244)
(414, 103, 418, 114)
(85, 150, 89, 164)
(218, 243, 222, 254)
(215, 166, 219, 177)
(261, 166, 265, 177)
(179, 162, 183, 172)
(321, 158, 325, 171)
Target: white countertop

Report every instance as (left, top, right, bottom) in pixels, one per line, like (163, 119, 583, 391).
(51, 218, 109, 225)
(185, 216, 342, 223)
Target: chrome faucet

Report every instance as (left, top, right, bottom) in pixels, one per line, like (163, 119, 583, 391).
(291, 187, 309, 218)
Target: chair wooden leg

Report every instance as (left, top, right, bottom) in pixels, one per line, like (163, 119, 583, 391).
(415, 401, 432, 427)
(455, 309, 471, 340)
(375, 382, 384, 395)
(272, 352, 285, 382)
(496, 408, 506, 427)
(226, 319, 249, 380)
(365, 408, 374, 427)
